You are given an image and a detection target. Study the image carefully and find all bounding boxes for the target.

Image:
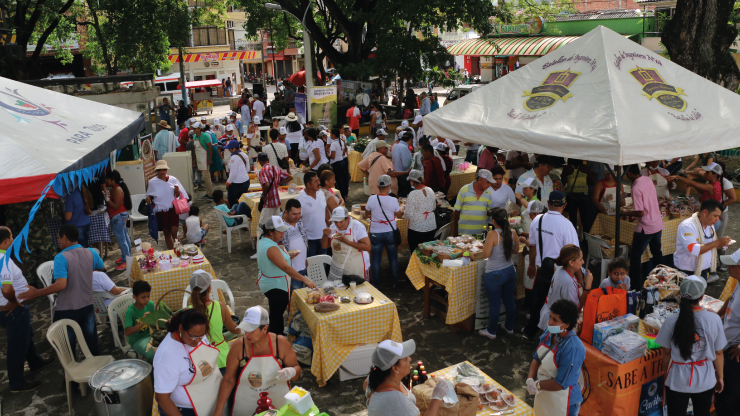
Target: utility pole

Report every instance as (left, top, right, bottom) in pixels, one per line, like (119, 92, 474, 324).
(179, 47, 187, 107)
(260, 30, 267, 95)
(304, 30, 313, 122)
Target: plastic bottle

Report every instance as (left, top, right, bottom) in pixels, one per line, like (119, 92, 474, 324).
(421, 370, 428, 383)
(412, 375, 420, 387)
(646, 290, 654, 315)
(462, 252, 471, 266)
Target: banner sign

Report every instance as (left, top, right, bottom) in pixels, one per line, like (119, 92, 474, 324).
(294, 93, 307, 122)
(309, 87, 337, 127)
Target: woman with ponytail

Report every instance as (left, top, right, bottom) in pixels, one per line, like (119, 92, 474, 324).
(655, 276, 727, 416)
(153, 308, 220, 416)
(363, 339, 447, 416)
(479, 207, 520, 340)
(537, 244, 593, 332)
(186, 270, 242, 372)
(105, 170, 133, 270)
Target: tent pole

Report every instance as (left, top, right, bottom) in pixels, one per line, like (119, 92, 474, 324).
(614, 165, 622, 257)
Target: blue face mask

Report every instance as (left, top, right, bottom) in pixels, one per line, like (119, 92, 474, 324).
(548, 325, 564, 335)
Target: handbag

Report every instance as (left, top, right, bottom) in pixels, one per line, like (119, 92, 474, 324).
(258, 167, 277, 211)
(580, 286, 627, 344)
(138, 198, 150, 216)
(376, 195, 402, 246)
(270, 143, 290, 170)
(172, 195, 190, 215)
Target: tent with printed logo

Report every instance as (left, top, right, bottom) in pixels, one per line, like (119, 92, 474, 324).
(424, 25, 740, 166)
(0, 76, 144, 262)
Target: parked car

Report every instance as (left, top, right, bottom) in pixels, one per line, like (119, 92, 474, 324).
(445, 84, 484, 105)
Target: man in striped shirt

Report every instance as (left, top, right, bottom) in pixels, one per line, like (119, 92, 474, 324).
(450, 169, 497, 237)
(255, 153, 293, 248)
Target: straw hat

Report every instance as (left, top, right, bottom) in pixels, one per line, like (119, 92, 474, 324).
(157, 120, 171, 129)
(154, 160, 170, 171)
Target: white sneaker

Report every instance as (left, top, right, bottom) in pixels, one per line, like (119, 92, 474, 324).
(250, 253, 258, 260)
(499, 323, 514, 335)
(707, 274, 719, 284)
(478, 329, 497, 340)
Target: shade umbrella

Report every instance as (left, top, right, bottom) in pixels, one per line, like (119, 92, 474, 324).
(424, 26, 740, 255)
(286, 70, 324, 86)
(0, 76, 145, 260)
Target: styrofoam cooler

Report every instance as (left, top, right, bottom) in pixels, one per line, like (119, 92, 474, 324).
(338, 343, 378, 381)
(450, 156, 465, 171)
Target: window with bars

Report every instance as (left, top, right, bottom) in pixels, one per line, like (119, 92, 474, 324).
(191, 26, 227, 46)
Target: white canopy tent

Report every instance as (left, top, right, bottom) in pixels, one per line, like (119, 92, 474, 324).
(425, 26, 740, 166)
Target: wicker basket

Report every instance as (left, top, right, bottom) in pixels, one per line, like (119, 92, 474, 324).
(642, 321, 660, 335)
(469, 251, 485, 261)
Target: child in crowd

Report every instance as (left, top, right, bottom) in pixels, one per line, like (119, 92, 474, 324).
(213, 190, 252, 227)
(124, 280, 156, 361)
(599, 257, 630, 290)
(185, 205, 210, 244)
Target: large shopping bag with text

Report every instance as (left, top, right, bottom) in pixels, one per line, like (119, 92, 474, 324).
(580, 287, 627, 344)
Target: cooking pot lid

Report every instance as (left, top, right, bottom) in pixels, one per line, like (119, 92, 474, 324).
(90, 359, 152, 391)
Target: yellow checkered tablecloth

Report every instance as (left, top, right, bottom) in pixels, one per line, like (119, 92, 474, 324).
(447, 165, 477, 199)
(589, 213, 687, 263)
(350, 150, 364, 183)
(239, 189, 338, 239)
(129, 249, 216, 310)
(406, 250, 527, 325)
(432, 361, 534, 416)
(288, 283, 402, 387)
(349, 212, 409, 246)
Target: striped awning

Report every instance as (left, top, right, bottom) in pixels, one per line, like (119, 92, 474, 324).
(447, 36, 579, 56)
(167, 51, 257, 63)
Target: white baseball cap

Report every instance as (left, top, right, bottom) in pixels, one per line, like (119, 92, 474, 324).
(521, 177, 539, 190)
(279, 127, 287, 135)
(376, 129, 387, 136)
(188, 117, 196, 124)
(192, 122, 202, 129)
(371, 340, 416, 371)
(330, 206, 350, 222)
(253, 116, 261, 124)
(409, 169, 423, 184)
(378, 174, 392, 187)
(201, 116, 207, 121)
(237, 306, 269, 333)
(680, 275, 707, 300)
(528, 200, 546, 214)
(702, 162, 723, 175)
(476, 169, 496, 184)
(265, 215, 289, 232)
(412, 115, 423, 125)
(401, 120, 409, 128)
(188, 270, 213, 293)
(225, 124, 234, 131)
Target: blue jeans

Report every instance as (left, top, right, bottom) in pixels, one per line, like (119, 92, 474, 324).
(370, 231, 399, 286)
(465, 149, 478, 166)
(291, 269, 307, 291)
(230, 202, 252, 224)
(715, 351, 740, 416)
(629, 230, 663, 290)
(77, 223, 90, 247)
(53, 304, 100, 356)
(0, 305, 45, 389)
(307, 239, 326, 257)
(483, 265, 517, 334)
(110, 212, 131, 263)
(568, 400, 582, 416)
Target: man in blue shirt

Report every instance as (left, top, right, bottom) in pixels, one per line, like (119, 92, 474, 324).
(393, 133, 414, 198)
(19, 224, 105, 356)
(419, 92, 431, 116)
(156, 98, 174, 125)
(152, 120, 173, 160)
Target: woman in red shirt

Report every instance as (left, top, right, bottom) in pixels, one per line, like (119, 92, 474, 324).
(671, 163, 723, 203)
(105, 170, 133, 270)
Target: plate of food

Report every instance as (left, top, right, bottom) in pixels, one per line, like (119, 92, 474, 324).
(475, 383, 495, 394)
(489, 399, 508, 411)
(502, 392, 516, 407)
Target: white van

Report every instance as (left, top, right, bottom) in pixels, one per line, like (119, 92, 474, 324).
(444, 84, 484, 106)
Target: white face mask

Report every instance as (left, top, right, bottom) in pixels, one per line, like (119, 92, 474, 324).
(548, 324, 565, 335)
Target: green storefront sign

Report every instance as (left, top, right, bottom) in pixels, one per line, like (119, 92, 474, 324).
(492, 17, 544, 35)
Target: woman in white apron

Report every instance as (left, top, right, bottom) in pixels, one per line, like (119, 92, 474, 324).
(592, 165, 624, 215)
(153, 309, 222, 416)
(537, 245, 593, 332)
(655, 276, 726, 416)
(320, 207, 371, 281)
(245, 116, 261, 164)
(526, 299, 586, 416)
(641, 161, 673, 197)
(210, 306, 301, 416)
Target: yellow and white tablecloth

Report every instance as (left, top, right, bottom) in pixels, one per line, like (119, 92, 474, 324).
(447, 165, 477, 199)
(721, 277, 737, 302)
(432, 361, 534, 416)
(406, 250, 526, 325)
(129, 249, 215, 310)
(289, 283, 402, 387)
(349, 150, 364, 182)
(349, 212, 409, 246)
(239, 188, 337, 239)
(589, 213, 688, 263)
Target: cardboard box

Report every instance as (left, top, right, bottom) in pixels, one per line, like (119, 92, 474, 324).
(338, 343, 377, 381)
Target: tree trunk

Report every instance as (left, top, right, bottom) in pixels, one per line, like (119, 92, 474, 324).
(662, 0, 739, 91)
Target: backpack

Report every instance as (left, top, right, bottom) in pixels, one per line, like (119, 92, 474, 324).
(580, 286, 627, 344)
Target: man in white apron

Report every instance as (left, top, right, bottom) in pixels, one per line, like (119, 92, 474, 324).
(321, 207, 371, 281)
(641, 161, 673, 197)
(526, 299, 585, 416)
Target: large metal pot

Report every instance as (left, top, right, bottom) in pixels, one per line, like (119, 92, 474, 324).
(89, 359, 153, 416)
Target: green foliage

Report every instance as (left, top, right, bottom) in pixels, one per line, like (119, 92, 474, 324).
(423, 66, 463, 89)
(496, 0, 577, 24)
(414, 249, 442, 268)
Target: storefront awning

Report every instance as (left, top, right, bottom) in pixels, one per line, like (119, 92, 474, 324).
(447, 36, 579, 57)
(167, 51, 257, 63)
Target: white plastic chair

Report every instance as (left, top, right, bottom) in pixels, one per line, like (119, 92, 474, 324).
(46, 319, 115, 416)
(182, 279, 236, 312)
(214, 208, 253, 253)
(584, 233, 630, 284)
(36, 261, 57, 317)
(129, 194, 149, 241)
(307, 255, 332, 286)
(434, 223, 451, 241)
(93, 289, 132, 325)
(107, 295, 138, 357)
